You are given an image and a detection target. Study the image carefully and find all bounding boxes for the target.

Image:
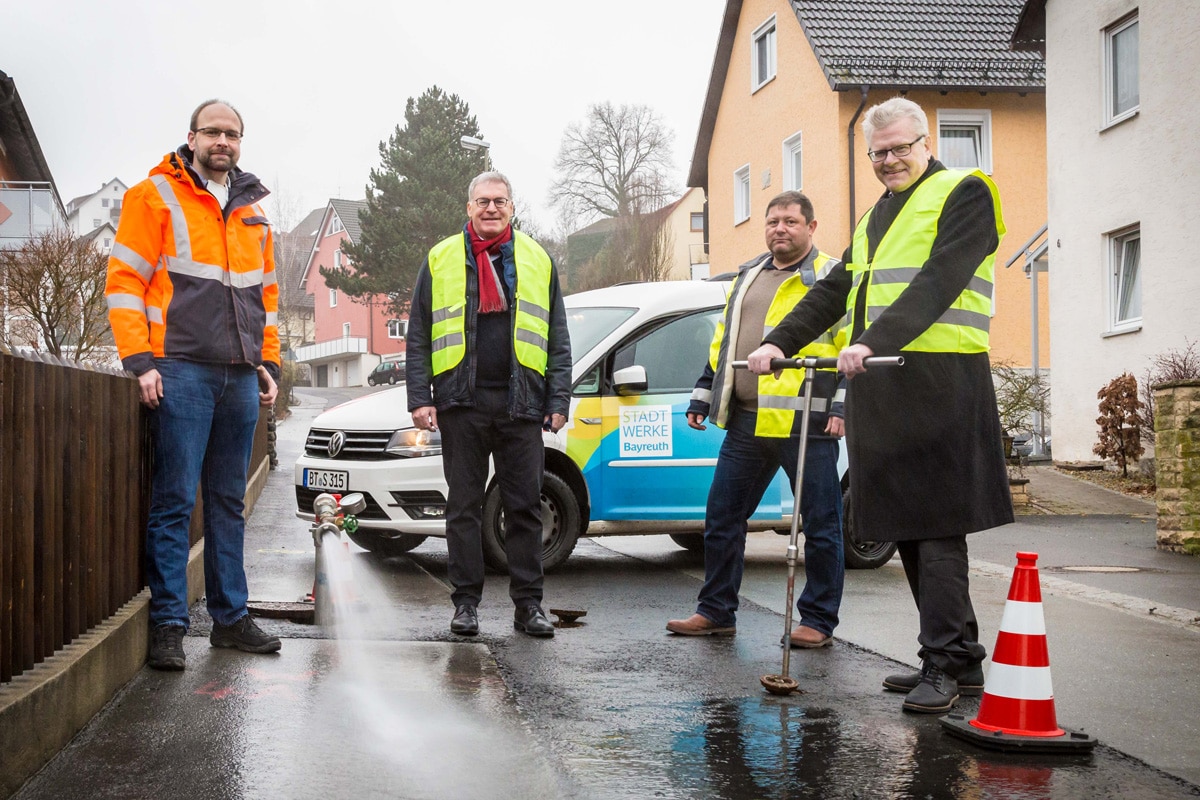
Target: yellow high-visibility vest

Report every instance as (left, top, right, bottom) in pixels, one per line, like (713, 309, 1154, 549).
(702, 250, 841, 437)
(842, 169, 1005, 353)
(428, 230, 553, 375)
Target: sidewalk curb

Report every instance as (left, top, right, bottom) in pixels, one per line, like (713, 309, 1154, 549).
(969, 558, 1200, 631)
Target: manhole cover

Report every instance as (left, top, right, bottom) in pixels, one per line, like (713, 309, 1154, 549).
(1057, 565, 1141, 573)
(248, 601, 315, 623)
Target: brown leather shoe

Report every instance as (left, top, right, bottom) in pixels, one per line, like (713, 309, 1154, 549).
(787, 625, 833, 648)
(666, 613, 736, 636)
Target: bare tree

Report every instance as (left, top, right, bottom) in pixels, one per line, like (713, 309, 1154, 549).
(0, 227, 110, 362)
(1139, 337, 1200, 446)
(268, 185, 320, 355)
(550, 102, 676, 222)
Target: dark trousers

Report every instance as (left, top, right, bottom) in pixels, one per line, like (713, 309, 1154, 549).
(438, 387, 545, 609)
(896, 536, 987, 676)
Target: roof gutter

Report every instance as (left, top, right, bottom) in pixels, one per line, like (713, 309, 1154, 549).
(846, 85, 869, 241)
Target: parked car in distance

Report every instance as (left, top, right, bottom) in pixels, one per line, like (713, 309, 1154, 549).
(295, 280, 897, 571)
(367, 358, 406, 386)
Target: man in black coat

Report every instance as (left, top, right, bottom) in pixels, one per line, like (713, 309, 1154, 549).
(407, 171, 572, 639)
(747, 98, 1012, 713)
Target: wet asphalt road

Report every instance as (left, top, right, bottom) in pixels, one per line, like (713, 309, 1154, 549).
(13, 387, 1200, 800)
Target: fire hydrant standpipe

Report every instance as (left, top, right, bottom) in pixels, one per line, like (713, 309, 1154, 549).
(310, 492, 365, 626)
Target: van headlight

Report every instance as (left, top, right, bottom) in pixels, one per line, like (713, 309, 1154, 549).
(386, 428, 443, 457)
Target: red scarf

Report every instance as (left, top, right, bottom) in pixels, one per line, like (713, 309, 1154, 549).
(467, 222, 512, 313)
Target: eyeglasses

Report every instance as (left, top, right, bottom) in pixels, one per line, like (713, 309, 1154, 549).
(193, 127, 243, 142)
(472, 197, 510, 209)
(867, 135, 924, 163)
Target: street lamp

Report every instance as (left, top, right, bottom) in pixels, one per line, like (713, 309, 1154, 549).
(459, 135, 492, 170)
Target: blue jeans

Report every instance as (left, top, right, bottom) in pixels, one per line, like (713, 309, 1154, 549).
(146, 359, 260, 628)
(696, 408, 844, 633)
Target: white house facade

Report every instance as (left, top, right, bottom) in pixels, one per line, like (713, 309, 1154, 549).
(64, 177, 127, 236)
(1019, 0, 1200, 461)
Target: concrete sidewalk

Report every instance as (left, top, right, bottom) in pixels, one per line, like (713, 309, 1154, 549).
(1021, 463, 1157, 516)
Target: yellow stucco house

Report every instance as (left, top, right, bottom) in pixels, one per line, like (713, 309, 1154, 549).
(689, 0, 1049, 368)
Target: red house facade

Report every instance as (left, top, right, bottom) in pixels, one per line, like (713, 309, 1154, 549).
(293, 199, 406, 387)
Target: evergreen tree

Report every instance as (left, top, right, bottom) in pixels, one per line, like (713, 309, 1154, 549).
(325, 86, 487, 314)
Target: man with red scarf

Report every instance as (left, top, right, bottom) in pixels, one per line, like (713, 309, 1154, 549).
(407, 171, 571, 638)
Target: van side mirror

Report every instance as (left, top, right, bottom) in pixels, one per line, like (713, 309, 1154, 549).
(613, 365, 648, 396)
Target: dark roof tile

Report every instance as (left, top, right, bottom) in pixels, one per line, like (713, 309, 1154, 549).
(329, 198, 368, 244)
(792, 0, 1045, 91)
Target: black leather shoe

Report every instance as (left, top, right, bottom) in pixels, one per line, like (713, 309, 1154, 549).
(514, 604, 555, 638)
(902, 662, 960, 714)
(450, 604, 478, 636)
(884, 661, 985, 696)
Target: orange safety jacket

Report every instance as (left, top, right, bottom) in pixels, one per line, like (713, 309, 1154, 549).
(105, 148, 280, 379)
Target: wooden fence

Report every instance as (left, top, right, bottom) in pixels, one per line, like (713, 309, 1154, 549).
(0, 346, 267, 684)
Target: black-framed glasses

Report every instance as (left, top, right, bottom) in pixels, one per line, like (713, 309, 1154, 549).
(867, 135, 924, 163)
(193, 127, 243, 142)
(472, 197, 510, 209)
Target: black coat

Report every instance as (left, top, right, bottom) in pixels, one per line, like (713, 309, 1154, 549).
(764, 161, 1013, 541)
(406, 227, 572, 424)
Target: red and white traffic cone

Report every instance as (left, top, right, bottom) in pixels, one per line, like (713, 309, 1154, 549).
(941, 551, 1097, 753)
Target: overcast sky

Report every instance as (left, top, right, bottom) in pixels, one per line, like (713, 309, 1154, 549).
(7, 1, 726, 233)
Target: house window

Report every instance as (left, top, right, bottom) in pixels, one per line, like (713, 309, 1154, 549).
(1104, 14, 1139, 125)
(733, 165, 751, 225)
(690, 212, 704, 233)
(388, 319, 406, 339)
(102, 198, 110, 208)
(93, 218, 101, 228)
(103, 238, 111, 248)
(751, 16, 777, 92)
(329, 288, 338, 308)
(1108, 225, 1141, 332)
(328, 214, 345, 235)
(782, 131, 803, 190)
(937, 110, 992, 173)
(334, 249, 344, 269)
(343, 322, 352, 337)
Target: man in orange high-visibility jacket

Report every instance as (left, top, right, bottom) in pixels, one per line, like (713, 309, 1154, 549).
(106, 99, 282, 671)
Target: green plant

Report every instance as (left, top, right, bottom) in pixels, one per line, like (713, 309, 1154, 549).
(1139, 337, 1200, 446)
(991, 361, 1050, 435)
(1094, 373, 1144, 477)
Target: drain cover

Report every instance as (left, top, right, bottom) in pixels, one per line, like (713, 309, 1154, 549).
(1058, 565, 1141, 573)
(248, 601, 316, 623)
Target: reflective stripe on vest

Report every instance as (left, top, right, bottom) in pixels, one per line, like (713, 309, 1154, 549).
(842, 169, 1005, 354)
(427, 230, 553, 376)
(708, 250, 841, 437)
(149, 175, 268, 291)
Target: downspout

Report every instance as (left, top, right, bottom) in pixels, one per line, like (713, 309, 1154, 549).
(846, 85, 870, 241)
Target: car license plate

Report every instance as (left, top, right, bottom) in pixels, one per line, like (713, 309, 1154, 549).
(303, 469, 349, 492)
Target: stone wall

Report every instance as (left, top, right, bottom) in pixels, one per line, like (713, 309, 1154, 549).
(1154, 379, 1200, 554)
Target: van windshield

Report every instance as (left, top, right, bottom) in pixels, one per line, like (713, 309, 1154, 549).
(565, 306, 636, 362)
